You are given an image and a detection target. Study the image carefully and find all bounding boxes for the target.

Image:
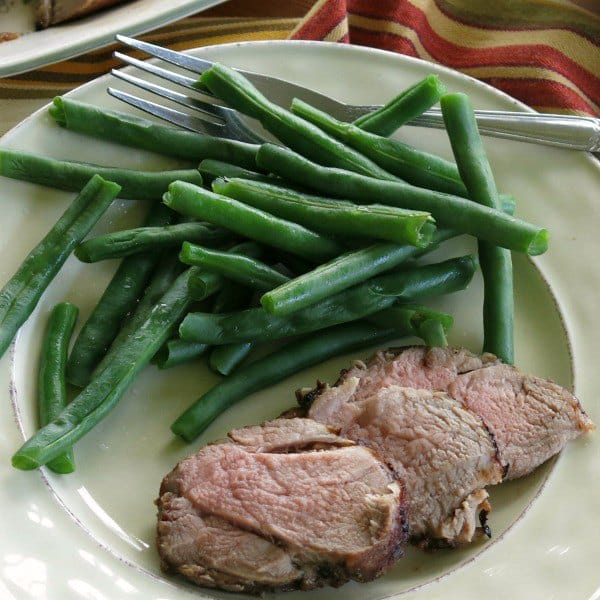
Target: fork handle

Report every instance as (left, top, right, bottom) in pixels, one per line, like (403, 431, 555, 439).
(409, 109, 600, 152)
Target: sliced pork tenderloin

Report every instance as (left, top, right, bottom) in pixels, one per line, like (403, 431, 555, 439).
(448, 362, 594, 479)
(310, 346, 593, 479)
(308, 382, 504, 546)
(157, 418, 408, 593)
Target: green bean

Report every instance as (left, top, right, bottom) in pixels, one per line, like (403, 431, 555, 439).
(75, 222, 231, 263)
(291, 98, 467, 196)
(154, 339, 209, 370)
(441, 92, 514, 364)
(261, 228, 456, 316)
(0, 148, 203, 201)
(212, 177, 434, 247)
(94, 253, 186, 376)
(188, 271, 227, 301)
(171, 321, 401, 441)
(353, 75, 447, 135)
(212, 280, 253, 313)
(180, 242, 291, 292)
(12, 267, 199, 470)
(187, 241, 263, 300)
(198, 63, 398, 180)
(0, 175, 119, 359)
(417, 318, 448, 347)
(163, 181, 344, 262)
(50, 97, 259, 169)
(209, 342, 253, 376)
(198, 159, 272, 185)
(367, 305, 452, 347)
(256, 144, 548, 255)
(66, 203, 175, 388)
(208, 282, 254, 375)
(179, 255, 476, 345)
(38, 303, 79, 474)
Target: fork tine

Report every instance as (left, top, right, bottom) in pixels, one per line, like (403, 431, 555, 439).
(114, 51, 202, 92)
(116, 34, 214, 75)
(107, 87, 227, 137)
(111, 68, 234, 122)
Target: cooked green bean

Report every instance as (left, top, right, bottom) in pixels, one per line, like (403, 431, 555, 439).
(198, 159, 272, 185)
(198, 63, 398, 180)
(66, 203, 175, 388)
(208, 282, 254, 376)
(180, 255, 476, 345)
(0, 148, 203, 200)
(209, 342, 253, 376)
(441, 92, 514, 364)
(367, 305, 452, 347)
(94, 253, 186, 377)
(38, 303, 79, 474)
(188, 271, 226, 301)
(0, 175, 119, 359)
(154, 339, 209, 370)
(353, 75, 447, 135)
(180, 242, 291, 292)
(417, 318, 449, 347)
(261, 228, 456, 316)
(171, 321, 401, 441)
(75, 222, 231, 263)
(50, 97, 259, 169)
(212, 177, 434, 247)
(256, 144, 548, 255)
(163, 181, 344, 262)
(291, 98, 467, 196)
(187, 241, 264, 300)
(211, 280, 252, 313)
(12, 267, 199, 470)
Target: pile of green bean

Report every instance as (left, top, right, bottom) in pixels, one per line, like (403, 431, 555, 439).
(0, 65, 547, 472)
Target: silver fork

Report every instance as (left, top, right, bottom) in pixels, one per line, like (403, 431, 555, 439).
(108, 35, 600, 152)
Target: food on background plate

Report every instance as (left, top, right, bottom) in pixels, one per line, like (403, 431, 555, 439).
(0, 33, 20, 43)
(36, 0, 131, 28)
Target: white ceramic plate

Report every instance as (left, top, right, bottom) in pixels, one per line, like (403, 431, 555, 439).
(0, 0, 226, 78)
(1, 41, 599, 600)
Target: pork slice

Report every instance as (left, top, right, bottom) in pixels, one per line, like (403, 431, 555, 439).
(228, 417, 354, 452)
(309, 383, 503, 545)
(157, 493, 300, 592)
(305, 345, 592, 481)
(157, 418, 407, 593)
(449, 364, 594, 479)
(322, 346, 499, 403)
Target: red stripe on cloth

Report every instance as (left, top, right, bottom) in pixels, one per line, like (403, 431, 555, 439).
(347, 0, 599, 106)
(350, 26, 419, 58)
(482, 77, 598, 115)
(290, 0, 348, 40)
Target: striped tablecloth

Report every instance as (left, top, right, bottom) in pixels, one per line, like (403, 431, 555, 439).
(1, 0, 598, 136)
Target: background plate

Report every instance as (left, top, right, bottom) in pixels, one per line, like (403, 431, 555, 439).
(0, 41, 599, 600)
(0, 0, 226, 78)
